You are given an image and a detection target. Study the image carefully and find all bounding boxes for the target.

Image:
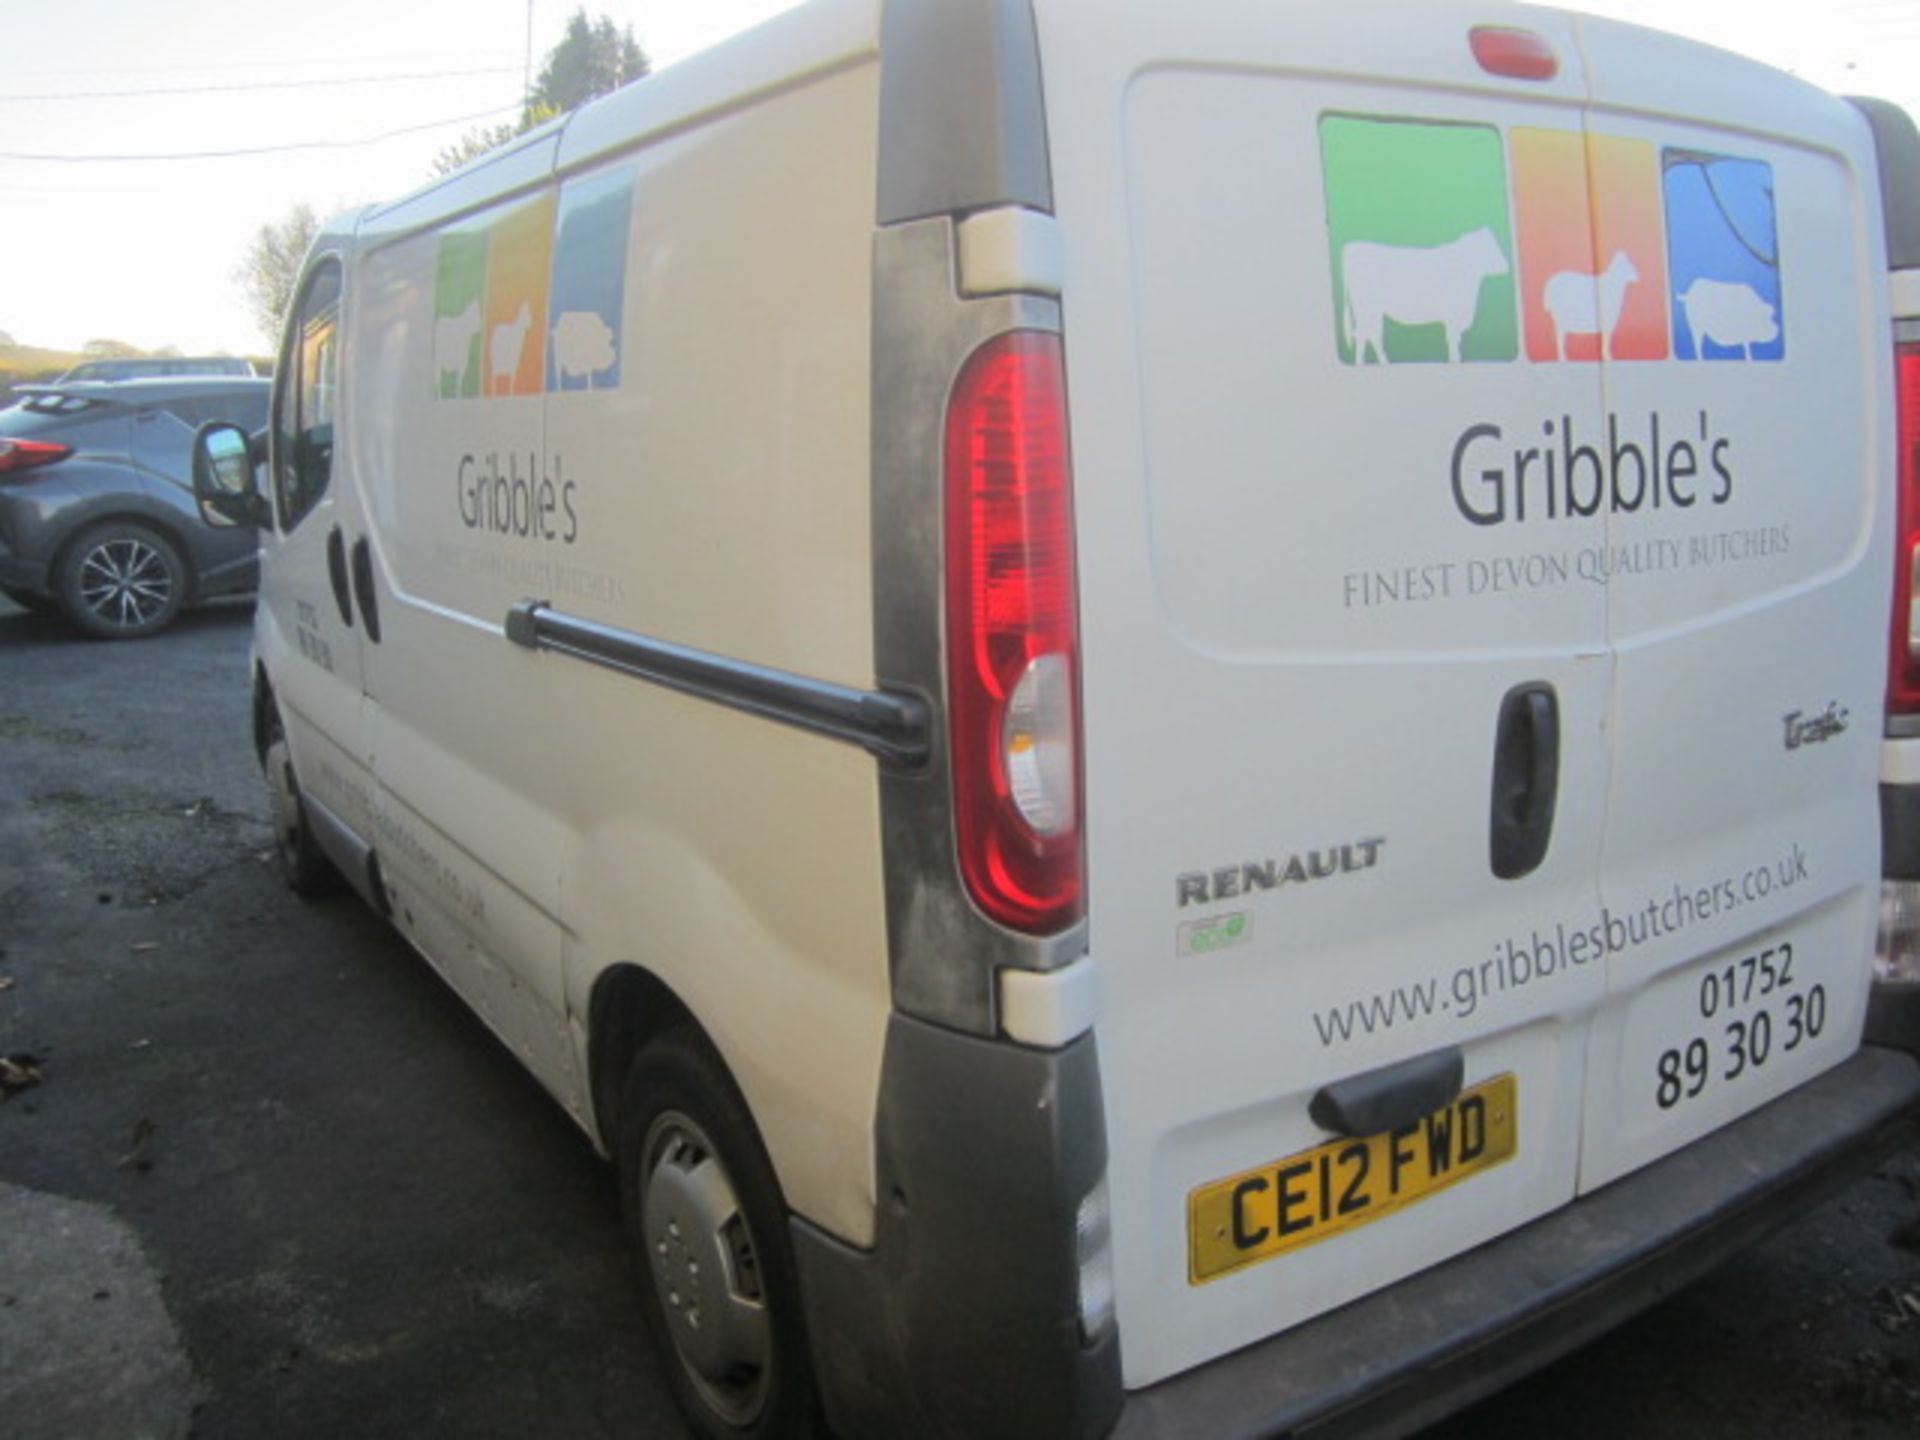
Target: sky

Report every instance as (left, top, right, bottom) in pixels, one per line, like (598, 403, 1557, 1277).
(2, 0, 1917, 357)
(0, 0, 805, 355)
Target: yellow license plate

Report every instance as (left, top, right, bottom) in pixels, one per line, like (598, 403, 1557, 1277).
(1188, 1073, 1519, 1284)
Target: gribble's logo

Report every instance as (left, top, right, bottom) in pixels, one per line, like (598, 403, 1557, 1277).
(431, 166, 635, 400)
(1321, 116, 1780, 532)
(431, 168, 638, 548)
(1320, 116, 1783, 368)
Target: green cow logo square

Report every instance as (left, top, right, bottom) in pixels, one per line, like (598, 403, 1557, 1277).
(1320, 115, 1518, 364)
(433, 230, 489, 399)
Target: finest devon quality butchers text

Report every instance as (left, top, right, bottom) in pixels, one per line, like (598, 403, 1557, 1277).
(1343, 408, 1792, 610)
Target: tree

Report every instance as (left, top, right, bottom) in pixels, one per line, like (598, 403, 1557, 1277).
(236, 203, 319, 347)
(528, 9, 647, 115)
(432, 121, 522, 177)
(431, 10, 647, 177)
(430, 103, 555, 177)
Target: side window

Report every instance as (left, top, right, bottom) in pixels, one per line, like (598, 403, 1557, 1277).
(272, 260, 342, 532)
(168, 392, 269, 434)
(232, 391, 270, 434)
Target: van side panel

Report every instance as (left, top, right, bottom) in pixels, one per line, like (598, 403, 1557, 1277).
(349, 139, 581, 1112)
(340, 8, 888, 1244)
(541, 57, 888, 1249)
(374, 76, 890, 1259)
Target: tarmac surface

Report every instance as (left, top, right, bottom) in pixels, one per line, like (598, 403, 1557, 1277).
(0, 592, 1917, 1438)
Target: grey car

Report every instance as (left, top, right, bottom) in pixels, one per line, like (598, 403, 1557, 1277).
(0, 376, 269, 637)
(53, 356, 256, 384)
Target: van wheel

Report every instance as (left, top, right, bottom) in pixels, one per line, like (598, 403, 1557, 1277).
(263, 720, 343, 898)
(57, 522, 187, 638)
(618, 1031, 819, 1439)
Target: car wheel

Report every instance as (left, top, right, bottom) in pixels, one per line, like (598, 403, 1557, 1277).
(618, 1030, 820, 1440)
(263, 717, 343, 899)
(0, 585, 56, 615)
(56, 522, 187, 638)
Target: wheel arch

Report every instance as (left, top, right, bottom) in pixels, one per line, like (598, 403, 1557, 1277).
(251, 663, 277, 763)
(587, 962, 712, 1154)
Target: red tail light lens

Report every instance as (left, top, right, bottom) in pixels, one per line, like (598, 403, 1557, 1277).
(0, 439, 72, 479)
(945, 330, 1084, 934)
(1469, 26, 1558, 81)
(1890, 342, 1920, 715)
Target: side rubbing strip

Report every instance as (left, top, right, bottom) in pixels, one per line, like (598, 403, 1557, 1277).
(505, 600, 930, 767)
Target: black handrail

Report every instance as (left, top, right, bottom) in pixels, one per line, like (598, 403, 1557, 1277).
(505, 600, 931, 769)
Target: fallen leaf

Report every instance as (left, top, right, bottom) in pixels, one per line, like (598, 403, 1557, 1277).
(116, 1117, 155, 1172)
(0, 1054, 44, 1098)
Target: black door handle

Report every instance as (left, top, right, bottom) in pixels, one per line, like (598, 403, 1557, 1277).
(325, 526, 353, 627)
(1490, 682, 1559, 880)
(350, 536, 381, 645)
(1311, 1046, 1466, 1138)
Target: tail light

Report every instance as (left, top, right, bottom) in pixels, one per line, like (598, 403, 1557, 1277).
(944, 330, 1085, 934)
(0, 439, 72, 479)
(1891, 342, 1920, 714)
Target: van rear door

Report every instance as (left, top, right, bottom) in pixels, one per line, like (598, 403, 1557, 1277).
(1039, 0, 1618, 1387)
(1570, 17, 1888, 1189)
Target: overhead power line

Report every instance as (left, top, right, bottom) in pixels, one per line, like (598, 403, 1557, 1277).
(0, 65, 523, 102)
(0, 52, 522, 80)
(0, 105, 522, 163)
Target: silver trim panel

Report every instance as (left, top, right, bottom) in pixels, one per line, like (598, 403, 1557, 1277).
(1849, 97, 1920, 271)
(876, 0, 1053, 225)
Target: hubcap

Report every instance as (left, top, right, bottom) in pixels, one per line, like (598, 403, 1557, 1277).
(642, 1111, 771, 1425)
(77, 538, 172, 630)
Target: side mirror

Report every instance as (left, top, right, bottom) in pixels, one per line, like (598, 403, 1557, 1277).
(192, 421, 270, 528)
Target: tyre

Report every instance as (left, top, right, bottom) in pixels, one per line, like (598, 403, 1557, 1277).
(618, 1030, 820, 1440)
(262, 717, 344, 899)
(56, 521, 187, 638)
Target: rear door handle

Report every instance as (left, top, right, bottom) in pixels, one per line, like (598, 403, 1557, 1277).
(1310, 1046, 1466, 1138)
(1490, 682, 1559, 880)
(325, 526, 353, 626)
(350, 536, 381, 645)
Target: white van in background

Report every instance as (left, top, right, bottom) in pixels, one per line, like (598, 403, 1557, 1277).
(193, 2, 1920, 1434)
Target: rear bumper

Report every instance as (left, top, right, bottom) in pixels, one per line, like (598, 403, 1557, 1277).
(1883, 777, 1920, 880)
(1113, 1043, 1920, 1440)
(1875, 778, 1920, 1051)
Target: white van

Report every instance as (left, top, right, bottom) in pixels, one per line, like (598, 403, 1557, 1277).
(194, 1, 1920, 1434)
